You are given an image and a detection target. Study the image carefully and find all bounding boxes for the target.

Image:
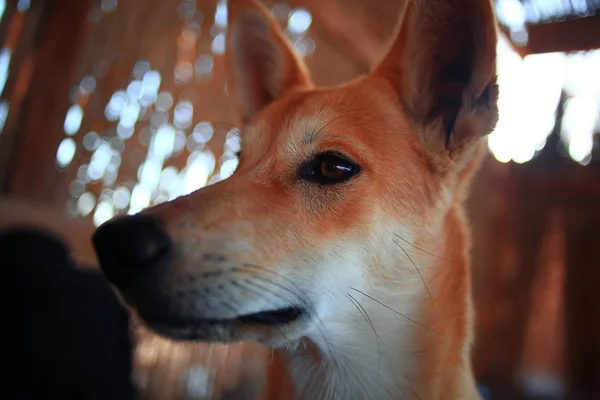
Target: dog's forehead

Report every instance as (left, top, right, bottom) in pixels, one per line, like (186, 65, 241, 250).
(241, 84, 408, 158)
(237, 91, 333, 163)
(243, 91, 334, 139)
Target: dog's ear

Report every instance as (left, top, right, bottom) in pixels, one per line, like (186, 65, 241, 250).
(374, 0, 499, 162)
(226, 0, 313, 123)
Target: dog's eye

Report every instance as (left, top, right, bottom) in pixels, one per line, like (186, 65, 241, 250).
(300, 152, 360, 184)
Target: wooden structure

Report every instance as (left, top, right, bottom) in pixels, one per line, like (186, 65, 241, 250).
(470, 94, 600, 399)
(470, 2, 600, 398)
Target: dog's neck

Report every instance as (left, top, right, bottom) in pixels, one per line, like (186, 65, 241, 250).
(282, 315, 427, 400)
(271, 207, 476, 400)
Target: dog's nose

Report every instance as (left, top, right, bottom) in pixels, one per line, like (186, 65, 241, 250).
(92, 215, 172, 290)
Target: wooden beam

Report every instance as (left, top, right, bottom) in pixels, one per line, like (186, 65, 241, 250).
(0, 2, 49, 191)
(3, 0, 92, 201)
(0, 0, 18, 45)
(506, 14, 600, 55)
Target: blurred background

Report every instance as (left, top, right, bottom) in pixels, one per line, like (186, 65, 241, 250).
(1, 0, 599, 399)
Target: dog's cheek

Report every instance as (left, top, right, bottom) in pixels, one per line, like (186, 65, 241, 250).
(294, 182, 373, 239)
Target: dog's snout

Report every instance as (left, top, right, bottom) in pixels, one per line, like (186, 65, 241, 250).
(93, 215, 172, 290)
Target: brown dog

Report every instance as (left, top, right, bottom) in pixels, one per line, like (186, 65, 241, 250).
(93, 0, 499, 398)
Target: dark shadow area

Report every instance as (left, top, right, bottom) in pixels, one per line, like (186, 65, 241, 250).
(3, 227, 137, 400)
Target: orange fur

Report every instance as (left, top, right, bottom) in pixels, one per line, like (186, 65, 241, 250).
(94, 0, 499, 398)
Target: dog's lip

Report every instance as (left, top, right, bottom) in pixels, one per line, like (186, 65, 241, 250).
(238, 306, 305, 325)
(137, 306, 307, 330)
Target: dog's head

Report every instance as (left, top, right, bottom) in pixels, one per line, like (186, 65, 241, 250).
(93, 0, 498, 345)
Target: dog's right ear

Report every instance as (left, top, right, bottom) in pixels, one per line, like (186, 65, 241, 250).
(374, 0, 498, 163)
(225, 0, 313, 124)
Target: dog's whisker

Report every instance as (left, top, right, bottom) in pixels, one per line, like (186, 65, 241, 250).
(235, 279, 295, 306)
(393, 239, 436, 312)
(393, 233, 452, 262)
(230, 279, 264, 300)
(238, 279, 297, 306)
(241, 263, 303, 299)
(240, 263, 291, 281)
(217, 298, 240, 315)
(346, 294, 385, 347)
(347, 293, 383, 380)
(350, 287, 440, 335)
(275, 326, 291, 342)
(253, 275, 300, 301)
(188, 265, 300, 305)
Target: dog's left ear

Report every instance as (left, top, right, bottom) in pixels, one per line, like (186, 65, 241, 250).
(374, 0, 499, 161)
(226, 0, 313, 124)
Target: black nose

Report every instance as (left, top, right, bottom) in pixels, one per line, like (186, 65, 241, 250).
(92, 215, 172, 291)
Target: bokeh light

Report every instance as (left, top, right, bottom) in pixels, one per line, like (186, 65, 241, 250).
(174, 62, 194, 84)
(63, 105, 84, 135)
(56, 138, 77, 168)
(113, 186, 131, 210)
(156, 92, 174, 112)
(177, 0, 196, 20)
(220, 158, 238, 180)
(93, 199, 115, 227)
(152, 124, 176, 159)
(488, 38, 599, 165)
(17, 0, 30, 12)
(77, 192, 96, 216)
(194, 55, 214, 77)
(0, 99, 8, 133)
(80, 75, 97, 94)
(52, 1, 312, 225)
(133, 61, 150, 80)
(0, 47, 11, 97)
(105, 90, 127, 121)
(288, 8, 312, 35)
(100, 0, 117, 13)
(214, 0, 227, 28)
(211, 33, 226, 55)
(174, 101, 193, 129)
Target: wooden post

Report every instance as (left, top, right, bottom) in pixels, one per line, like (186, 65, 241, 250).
(3, 0, 92, 201)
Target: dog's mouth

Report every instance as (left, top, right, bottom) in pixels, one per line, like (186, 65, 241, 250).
(237, 306, 305, 325)
(136, 306, 306, 341)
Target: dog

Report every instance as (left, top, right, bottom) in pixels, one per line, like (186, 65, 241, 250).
(93, 0, 499, 398)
